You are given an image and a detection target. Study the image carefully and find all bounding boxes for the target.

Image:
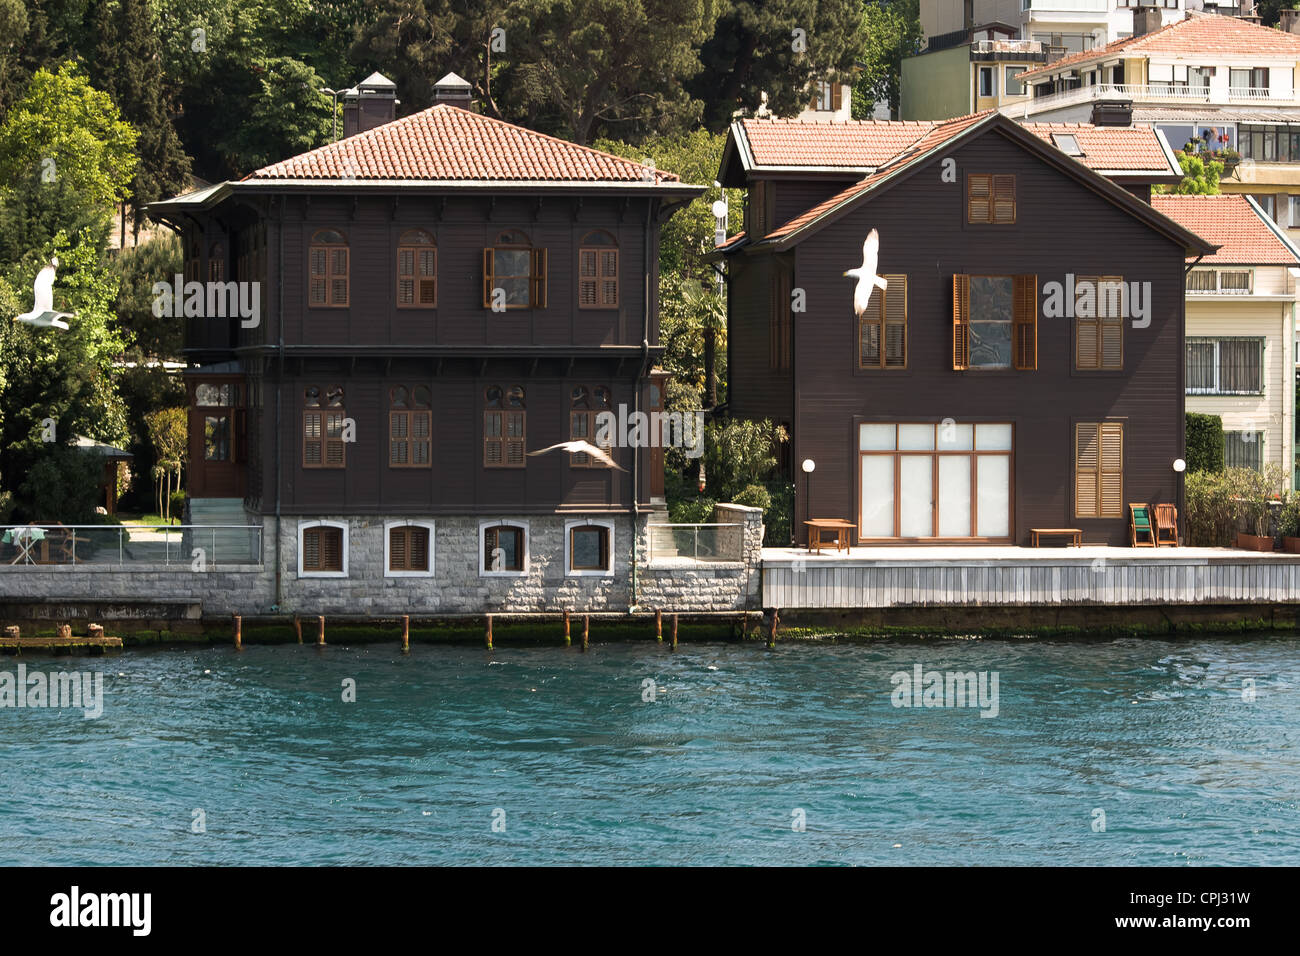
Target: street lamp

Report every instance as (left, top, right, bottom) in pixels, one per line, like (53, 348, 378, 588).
(320, 87, 343, 142)
(801, 457, 815, 521)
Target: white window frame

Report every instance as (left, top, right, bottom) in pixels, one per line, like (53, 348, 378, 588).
(1185, 337, 1265, 395)
(383, 519, 435, 578)
(479, 519, 529, 577)
(1186, 268, 1253, 294)
(297, 519, 348, 579)
(1005, 67, 1027, 97)
(564, 518, 615, 577)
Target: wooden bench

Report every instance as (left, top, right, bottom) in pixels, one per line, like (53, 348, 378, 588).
(1030, 528, 1082, 547)
(804, 518, 855, 554)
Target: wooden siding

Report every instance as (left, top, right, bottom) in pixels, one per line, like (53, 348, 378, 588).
(728, 128, 1189, 546)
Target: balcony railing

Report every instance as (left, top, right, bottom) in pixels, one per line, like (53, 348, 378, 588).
(1014, 82, 1293, 114)
(646, 523, 744, 564)
(0, 524, 264, 569)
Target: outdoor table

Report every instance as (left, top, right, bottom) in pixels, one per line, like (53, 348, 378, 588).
(804, 518, 854, 554)
(3, 526, 47, 565)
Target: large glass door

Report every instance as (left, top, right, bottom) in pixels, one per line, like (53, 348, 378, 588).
(858, 422, 1012, 541)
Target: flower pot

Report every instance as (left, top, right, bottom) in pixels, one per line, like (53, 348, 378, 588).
(1284, 536, 1300, 554)
(1237, 532, 1274, 552)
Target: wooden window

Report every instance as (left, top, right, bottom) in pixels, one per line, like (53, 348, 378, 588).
(569, 525, 610, 572)
(484, 385, 526, 468)
(967, 174, 1016, 224)
(397, 229, 437, 307)
(952, 275, 1035, 369)
(769, 267, 791, 370)
(388, 525, 430, 572)
(389, 385, 432, 467)
(570, 385, 613, 467)
(578, 231, 618, 308)
(1075, 275, 1124, 370)
(484, 525, 524, 572)
(858, 274, 908, 369)
(309, 229, 349, 307)
(303, 385, 346, 468)
(185, 238, 200, 282)
(208, 242, 225, 282)
(1075, 422, 1124, 518)
(302, 526, 343, 573)
(811, 80, 841, 111)
(483, 231, 546, 309)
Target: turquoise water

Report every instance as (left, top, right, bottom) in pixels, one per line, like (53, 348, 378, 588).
(1, 637, 1297, 866)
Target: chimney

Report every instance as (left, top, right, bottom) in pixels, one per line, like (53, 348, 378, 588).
(1131, 6, 1163, 37)
(1091, 99, 1134, 127)
(433, 72, 474, 110)
(1282, 9, 1300, 34)
(342, 72, 398, 137)
(963, 0, 974, 40)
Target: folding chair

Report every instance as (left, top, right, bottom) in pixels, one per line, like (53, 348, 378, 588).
(1130, 504, 1156, 547)
(1154, 503, 1180, 547)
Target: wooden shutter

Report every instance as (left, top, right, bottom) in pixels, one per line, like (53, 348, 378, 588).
(967, 175, 992, 223)
(1013, 274, 1037, 370)
(390, 411, 409, 465)
(389, 527, 407, 570)
(419, 249, 437, 305)
(329, 248, 349, 305)
(484, 410, 503, 466)
(579, 249, 598, 306)
(952, 274, 970, 370)
(483, 248, 495, 307)
(303, 412, 322, 466)
(322, 528, 342, 571)
(531, 248, 547, 308)
(303, 528, 321, 570)
(505, 410, 526, 465)
(324, 412, 346, 467)
(1076, 276, 1123, 370)
(310, 248, 328, 305)
(397, 249, 415, 305)
(599, 249, 618, 306)
(859, 295, 881, 368)
(413, 411, 431, 466)
(883, 275, 907, 368)
(1075, 422, 1124, 518)
(831, 82, 843, 111)
(992, 175, 1017, 223)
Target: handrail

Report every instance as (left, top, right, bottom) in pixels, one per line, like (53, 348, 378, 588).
(2, 523, 263, 568)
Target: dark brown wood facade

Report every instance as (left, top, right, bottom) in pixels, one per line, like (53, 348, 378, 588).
(722, 122, 1207, 547)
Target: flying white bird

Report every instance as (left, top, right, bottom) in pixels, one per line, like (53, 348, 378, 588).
(14, 257, 72, 330)
(843, 230, 888, 318)
(527, 441, 626, 471)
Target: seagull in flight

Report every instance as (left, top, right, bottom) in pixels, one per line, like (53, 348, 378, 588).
(527, 441, 626, 471)
(843, 230, 887, 318)
(14, 257, 72, 330)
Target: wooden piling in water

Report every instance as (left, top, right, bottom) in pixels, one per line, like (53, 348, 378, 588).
(317, 615, 325, 646)
(671, 614, 678, 651)
(401, 615, 410, 653)
(582, 614, 589, 651)
(294, 615, 302, 644)
(767, 608, 780, 648)
(741, 612, 750, 640)
(485, 614, 494, 650)
(655, 609, 662, 643)
(233, 614, 242, 651)
(563, 609, 571, 646)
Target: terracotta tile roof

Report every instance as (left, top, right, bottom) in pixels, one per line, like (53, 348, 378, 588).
(1152, 194, 1299, 264)
(714, 230, 747, 251)
(246, 104, 678, 183)
(764, 112, 995, 242)
(1022, 123, 1176, 172)
(739, 118, 940, 168)
(1020, 12, 1300, 81)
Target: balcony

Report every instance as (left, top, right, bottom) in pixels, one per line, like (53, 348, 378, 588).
(1012, 83, 1297, 115)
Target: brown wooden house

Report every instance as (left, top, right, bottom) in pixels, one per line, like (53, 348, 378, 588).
(714, 111, 1216, 546)
(149, 73, 702, 604)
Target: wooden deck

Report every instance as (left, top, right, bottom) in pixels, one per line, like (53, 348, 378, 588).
(762, 546, 1300, 609)
(0, 634, 123, 654)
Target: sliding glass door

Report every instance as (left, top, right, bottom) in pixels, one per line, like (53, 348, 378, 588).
(858, 422, 1013, 541)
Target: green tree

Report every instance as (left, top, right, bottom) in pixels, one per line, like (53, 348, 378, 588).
(852, 0, 922, 119)
(145, 406, 187, 521)
(1155, 151, 1222, 195)
(0, 63, 139, 210)
(690, 0, 865, 132)
(87, 0, 192, 241)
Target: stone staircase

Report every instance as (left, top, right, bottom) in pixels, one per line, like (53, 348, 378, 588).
(185, 498, 260, 565)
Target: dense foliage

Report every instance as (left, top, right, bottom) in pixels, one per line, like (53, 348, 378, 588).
(1185, 412, 1225, 474)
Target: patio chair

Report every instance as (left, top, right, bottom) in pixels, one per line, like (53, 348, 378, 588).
(1129, 504, 1156, 548)
(41, 522, 90, 564)
(1154, 503, 1180, 547)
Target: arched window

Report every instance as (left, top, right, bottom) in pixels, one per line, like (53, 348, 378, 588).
(397, 229, 437, 307)
(208, 242, 226, 282)
(570, 385, 613, 467)
(481, 520, 528, 574)
(303, 385, 346, 468)
(578, 230, 618, 308)
(389, 384, 432, 467)
(483, 230, 546, 309)
(309, 229, 349, 307)
(484, 385, 525, 467)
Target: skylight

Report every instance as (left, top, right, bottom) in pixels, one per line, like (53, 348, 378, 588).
(1053, 133, 1084, 157)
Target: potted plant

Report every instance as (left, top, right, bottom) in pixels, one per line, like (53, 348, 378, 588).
(1280, 499, 1300, 554)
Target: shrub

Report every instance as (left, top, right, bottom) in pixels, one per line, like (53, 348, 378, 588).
(732, 483, 771, 513)
(15, 445, 103, 524)
(1185, 413, 1224, 473)
(169, 490, 187, 523)
(1185, 465, 1286, 546)
(668, 496, 716, 525)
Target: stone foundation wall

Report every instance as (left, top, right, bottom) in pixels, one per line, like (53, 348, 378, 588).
(0, 507, 765, 618)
